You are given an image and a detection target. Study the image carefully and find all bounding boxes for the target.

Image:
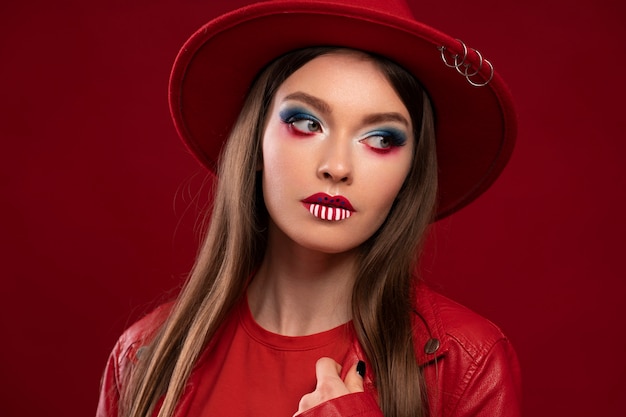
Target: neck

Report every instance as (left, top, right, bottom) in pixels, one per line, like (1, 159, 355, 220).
(247, 240, 357, 336)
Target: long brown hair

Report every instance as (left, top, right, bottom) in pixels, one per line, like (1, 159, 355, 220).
(119, 47, 437, 417)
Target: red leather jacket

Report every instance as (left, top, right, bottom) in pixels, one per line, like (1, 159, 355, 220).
(97, 284, 521, 417)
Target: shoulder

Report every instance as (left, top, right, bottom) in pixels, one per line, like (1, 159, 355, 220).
(413, 284, 522, 416)
(111, 302, 173, 374)
(97, 303, 174, 416)
(417, 285, 508, 360)
(413, 283, 512, 365)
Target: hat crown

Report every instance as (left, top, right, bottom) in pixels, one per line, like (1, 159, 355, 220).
(170, 0, 516, 219)
(266, 0, 414, 19)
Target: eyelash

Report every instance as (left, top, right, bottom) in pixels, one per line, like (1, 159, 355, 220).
(360, 130, 407, 154)
(278, 107, 407, 153)
(279, 109, 323, 136)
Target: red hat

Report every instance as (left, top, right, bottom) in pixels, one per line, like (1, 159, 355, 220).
(169, 0, 516, 219)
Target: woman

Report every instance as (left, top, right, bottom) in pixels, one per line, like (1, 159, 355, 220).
(97, 1, 521, 416)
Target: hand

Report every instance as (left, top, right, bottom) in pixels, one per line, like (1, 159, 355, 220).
(294, 357, 365, 416)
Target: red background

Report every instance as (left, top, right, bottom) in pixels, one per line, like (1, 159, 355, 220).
(1, 0, 625, 416)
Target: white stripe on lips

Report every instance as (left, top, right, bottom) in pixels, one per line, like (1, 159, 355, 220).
(309, 204, 352, 221)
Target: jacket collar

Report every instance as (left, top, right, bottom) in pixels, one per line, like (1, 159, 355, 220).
(413, 283, 449, 366)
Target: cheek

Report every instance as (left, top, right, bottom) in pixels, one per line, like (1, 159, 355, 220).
(261, 130, 303, 204)
(262, 143, 297, 182)
(262, 121, 312, 177)
(262, 121, 293, 164)
(261, 125, 284, 176)
(365, 155, 413, 211)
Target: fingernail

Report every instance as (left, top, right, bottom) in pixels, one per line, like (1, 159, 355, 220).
(356, 360, 366, 378)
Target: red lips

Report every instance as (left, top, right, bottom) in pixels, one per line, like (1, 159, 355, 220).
(302, 193, 355, 211)
(301, 193, 355, 221)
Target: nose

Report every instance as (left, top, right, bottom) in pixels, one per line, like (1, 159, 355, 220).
(317, 137, 353, 184)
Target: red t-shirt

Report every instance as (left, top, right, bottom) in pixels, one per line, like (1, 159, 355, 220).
(186, 297, 360, 416)
(96, 284, 521, 417)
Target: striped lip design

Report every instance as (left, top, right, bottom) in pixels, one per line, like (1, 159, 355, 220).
(308, 204, 352, 221)
(302, 193, 354, 222)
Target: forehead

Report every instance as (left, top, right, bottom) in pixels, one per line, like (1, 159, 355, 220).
(274, 51, 410, 119)
(279, 51, 387, 91)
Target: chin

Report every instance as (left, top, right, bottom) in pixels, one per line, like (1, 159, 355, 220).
(292, 232, 368, 256)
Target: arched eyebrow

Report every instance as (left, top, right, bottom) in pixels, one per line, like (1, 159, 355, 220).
(362, 113, 410, 128)
(283, 92, 332, 115)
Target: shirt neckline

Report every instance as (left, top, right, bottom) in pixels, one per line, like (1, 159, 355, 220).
(237, 295, 354, 351)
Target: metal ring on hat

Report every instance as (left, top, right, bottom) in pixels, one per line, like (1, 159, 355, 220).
(457, 48, 482, 77)
(438, 39, 468, 69)
(438, 39, 494, 87)
(467, 58, 494, 87)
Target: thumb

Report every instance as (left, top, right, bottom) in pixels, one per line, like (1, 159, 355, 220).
(343, 360, 365, 393)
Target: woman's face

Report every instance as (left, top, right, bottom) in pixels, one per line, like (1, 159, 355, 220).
(261, 51, 415, 255)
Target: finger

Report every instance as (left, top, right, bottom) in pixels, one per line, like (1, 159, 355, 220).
(293, 358, 346, 416)
(294, 392, 315, 417)
(314, 357, 342, 387)
(343, 360, 365, 393)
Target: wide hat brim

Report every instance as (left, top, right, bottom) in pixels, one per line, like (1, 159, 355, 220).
(169, 0, 516, 219)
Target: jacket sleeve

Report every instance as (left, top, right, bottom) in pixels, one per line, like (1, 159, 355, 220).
(299, 392, 383, 417)
(96, 304, 171, 417)
(450, 338, 522, 417)
(96, 337, 125, 417)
